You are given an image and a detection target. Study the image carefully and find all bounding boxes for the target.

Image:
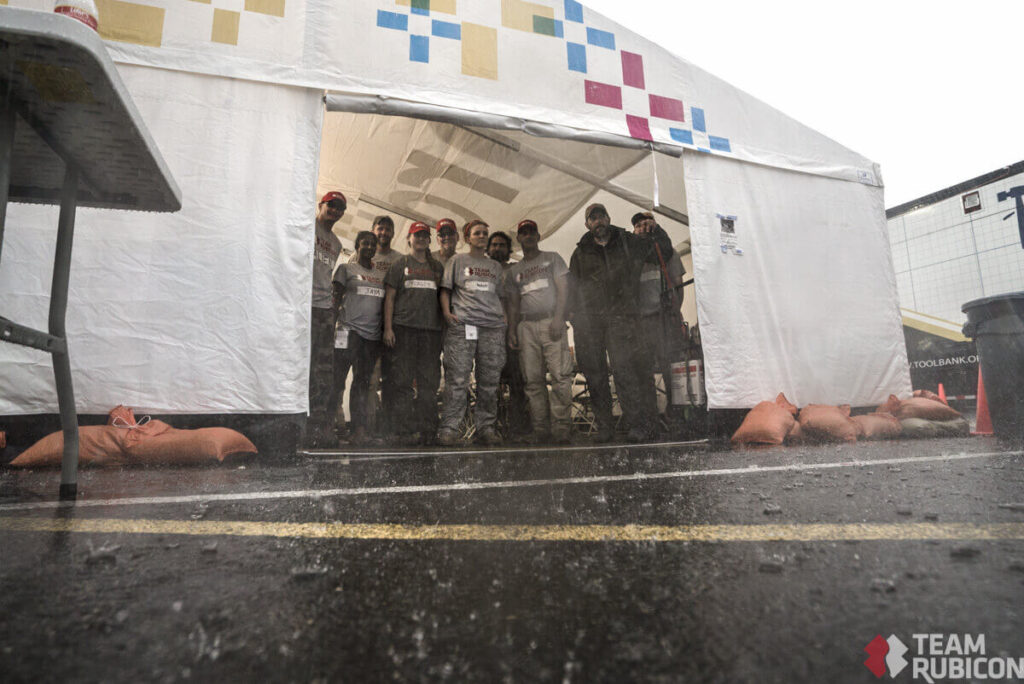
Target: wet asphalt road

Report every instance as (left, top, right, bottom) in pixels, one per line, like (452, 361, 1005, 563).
(2, 437, 1023, 683)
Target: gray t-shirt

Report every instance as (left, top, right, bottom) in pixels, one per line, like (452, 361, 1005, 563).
(313, 223, 342, 309)
(638, 249, 685, 315)
(350, 247, 403, 281)
(505, 251, 569, 318)
(385, 254, 444, 331)
(441, 253, 505, 328)
(333, 262, 385, 341)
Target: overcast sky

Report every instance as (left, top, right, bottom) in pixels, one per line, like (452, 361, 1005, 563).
(581, 0, 1024, 208)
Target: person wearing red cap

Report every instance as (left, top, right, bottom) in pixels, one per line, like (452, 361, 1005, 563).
(382, 221, 445, 444)
(307, 190, 346, 447)
(569, 203, 673, 443)
(437, 219, 507, 446)
(505, 219, 573, 444)
(436, 218, 459, 265)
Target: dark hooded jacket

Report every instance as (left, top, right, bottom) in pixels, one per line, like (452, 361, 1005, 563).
(568, 224, 673, 317)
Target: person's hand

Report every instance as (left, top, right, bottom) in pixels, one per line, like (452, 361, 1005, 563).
(444, 310, 460, 326)
(508, 329, 519, 350)
(549, 318, 565, 340)
(383, 328, 396, 348)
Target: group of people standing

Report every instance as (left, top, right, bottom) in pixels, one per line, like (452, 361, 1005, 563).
(308, 191, 686, 448)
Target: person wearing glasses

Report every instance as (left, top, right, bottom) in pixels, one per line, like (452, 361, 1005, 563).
(437, 219, 507, 446)
(436, 218, 459, 265)
(382, 222, 445, 445)
(307, 191, 346, 447)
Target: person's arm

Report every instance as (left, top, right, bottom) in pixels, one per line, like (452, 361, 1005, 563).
(550, 275, 568, 340)
(506, 286, 521, 349)
(383, 285, 397, 348)
(440, 288, 459, 326)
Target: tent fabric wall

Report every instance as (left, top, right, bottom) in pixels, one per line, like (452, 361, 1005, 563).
(0, 65, 323, 415)
(682, 152, 911, 408)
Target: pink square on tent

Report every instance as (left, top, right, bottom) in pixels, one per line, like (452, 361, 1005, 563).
(585, 80, 623, 109)
(649, 94, 685, 122)
(626, 115, 653, 140)
(621, 51, 645, 89)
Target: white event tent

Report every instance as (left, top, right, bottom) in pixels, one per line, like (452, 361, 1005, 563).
(0, 0, 911, 415)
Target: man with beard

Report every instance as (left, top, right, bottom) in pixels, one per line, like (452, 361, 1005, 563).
(487, 231, 530, 440)
(568, 203, 672, 443)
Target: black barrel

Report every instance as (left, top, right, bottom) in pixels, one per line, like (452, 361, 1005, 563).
(962, 292, 1024, 443)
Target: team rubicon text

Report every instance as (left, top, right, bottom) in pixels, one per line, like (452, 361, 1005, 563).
(865, 634, 1024, 681)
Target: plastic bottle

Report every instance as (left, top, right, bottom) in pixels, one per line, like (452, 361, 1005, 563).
(53, 0, 99, 32)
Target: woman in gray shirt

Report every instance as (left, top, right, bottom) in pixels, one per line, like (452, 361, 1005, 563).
(438, 220, 507, 446)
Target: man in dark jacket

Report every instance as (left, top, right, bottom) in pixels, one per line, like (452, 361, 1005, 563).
(569, 203, 673, 442)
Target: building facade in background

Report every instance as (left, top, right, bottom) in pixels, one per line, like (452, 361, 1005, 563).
(887, 160, 1024, 400)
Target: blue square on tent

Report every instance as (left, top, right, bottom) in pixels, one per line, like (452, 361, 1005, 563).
(410, 35, 429, 62)
(670, 128, 694, 145)
(377, 10, 408, 31)
(709, 136, 731, 152)
(692, 107, 706, 132)
(586, 27, 615, 50)
(432, 20, 461, 40)
(564, 0, 584, 22)
(567, 43, 587, 73)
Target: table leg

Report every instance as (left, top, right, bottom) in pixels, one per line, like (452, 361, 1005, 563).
(52, 165, 79, 501)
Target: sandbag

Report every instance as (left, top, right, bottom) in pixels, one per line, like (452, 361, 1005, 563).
(123, 420, 257, 465)
(912, 389, 948, 406)
(0, 430, 5, 450)
(851, 412, 902, 440)
(798, 404, 859, 443)
(877, 394, 961, 421)
(9, 426, 129, 467)
(900, 417, 971, 439)
(108, 405, 137, 426)
(785, 419, 803, 445)
(731, 393, 798, 446)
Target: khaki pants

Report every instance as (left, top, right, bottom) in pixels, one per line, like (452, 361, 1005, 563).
(517, 318, 573, 439)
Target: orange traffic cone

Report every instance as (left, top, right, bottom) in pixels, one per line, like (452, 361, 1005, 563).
(972, 370, 993, 436)
(937, 383, 948, 405)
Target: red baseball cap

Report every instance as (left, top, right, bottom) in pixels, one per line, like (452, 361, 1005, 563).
(516, 219, 539, 234)
(435, 218, 457, 234)
(320, 191, 347, 208)
(408, 221, 430, 236)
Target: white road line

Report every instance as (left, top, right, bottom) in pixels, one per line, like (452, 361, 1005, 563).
(304, 439, 710, 462)
(0, 450, 1019, 513)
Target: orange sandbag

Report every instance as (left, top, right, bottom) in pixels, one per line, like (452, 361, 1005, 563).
(9, 426, 129, 467)
(785, 419, 803, 445)
(798, 404, 859, 443)
(731, 393, 798, 446)
(0, 430, 6, 450)
(912, 389, 948, 406)
(122, 420, 257, 465)
(877, 394, 961, 421)
(851, 412, 902, 440)
(107, 405, 137, 426)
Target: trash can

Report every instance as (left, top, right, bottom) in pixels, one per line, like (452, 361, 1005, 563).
(962, 292, 1024, 443)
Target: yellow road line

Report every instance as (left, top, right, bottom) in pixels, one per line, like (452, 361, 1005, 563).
(2, 517, 1024, 542)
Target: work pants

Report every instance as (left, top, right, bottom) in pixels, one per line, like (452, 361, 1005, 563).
(308, 306, 336, 428)
(388, 325, 443, 436)
(517, 317, 573, 440)
(440, 322, 506, 434)
(501, 342, 531, 437)
(329, 333, 381, 432)
(572, 313, 657, 435)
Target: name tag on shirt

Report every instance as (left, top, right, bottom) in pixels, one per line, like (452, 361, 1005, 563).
(641, 270, 661, 282)
(465, 324, 478, 340)
(407, 279, 436, 290)
(521, 278, 549, 294)
(356, 286, 384, 298)
(466, 280, 493, 292)
(334, 328, 349, 349)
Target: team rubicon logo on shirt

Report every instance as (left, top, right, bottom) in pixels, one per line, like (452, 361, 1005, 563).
(404, 265, 436, 278)
(356, 273, 383, 285)
(464, 266, 496, 278)
(863, 633, 1024, 681)
(513, 261, 549, 283)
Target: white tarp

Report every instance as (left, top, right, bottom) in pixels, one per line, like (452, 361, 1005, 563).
(682, 152, 911, 408)
(0, 65, 322, 414)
